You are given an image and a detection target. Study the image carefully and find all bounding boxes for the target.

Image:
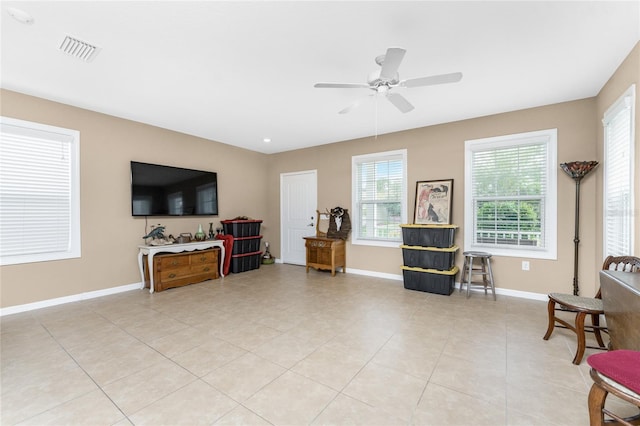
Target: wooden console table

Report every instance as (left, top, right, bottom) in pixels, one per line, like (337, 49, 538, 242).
(138, 240, 225, 293)
(304, 236, 346, 276)
(599, 270, 640, 350)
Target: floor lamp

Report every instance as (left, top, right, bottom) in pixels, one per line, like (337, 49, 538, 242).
(560, 161, 598, 296)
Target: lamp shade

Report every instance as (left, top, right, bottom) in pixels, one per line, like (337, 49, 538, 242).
(560, 161, 599, 180)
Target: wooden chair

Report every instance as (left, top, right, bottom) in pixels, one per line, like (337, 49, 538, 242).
(587, 350, 640, 425)
(543, 255, 640, 365)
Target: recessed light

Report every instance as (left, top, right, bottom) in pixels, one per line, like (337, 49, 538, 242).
(6, 7, 34, 25)
(263, 138, 271, 143)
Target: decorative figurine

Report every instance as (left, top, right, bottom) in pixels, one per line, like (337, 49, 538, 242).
(143, 225, 173, 245)
(326, 207, 351, 240)
(143, 225, 166, 240)
(262, 242, 275, 264)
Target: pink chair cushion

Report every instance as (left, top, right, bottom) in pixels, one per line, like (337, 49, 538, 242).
(587, 350, 640, 394)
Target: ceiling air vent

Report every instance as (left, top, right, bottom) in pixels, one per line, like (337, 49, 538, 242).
(58, 35, 100, 62)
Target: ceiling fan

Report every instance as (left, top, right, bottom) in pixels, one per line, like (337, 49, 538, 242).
(314, 47, 462, 114)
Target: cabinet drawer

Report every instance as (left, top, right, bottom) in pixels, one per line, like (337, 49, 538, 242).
(307, 239, 332, 248)
(157, 255, 190, 269)
(159, 266, 191, 282)
(191, 252, 216, 264)
(191, 264, 215, 274)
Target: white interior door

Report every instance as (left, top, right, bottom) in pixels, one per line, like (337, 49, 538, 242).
(280, 170, 317, 265)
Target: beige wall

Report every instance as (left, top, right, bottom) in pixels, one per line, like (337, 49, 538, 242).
(0, 89, 269, 308)
(595, 41, 640, 265)
(2, 43, 637, 309)
(268, 98, 599, 296)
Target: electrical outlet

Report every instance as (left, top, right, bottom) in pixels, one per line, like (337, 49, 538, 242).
(522, 261, 530, 271)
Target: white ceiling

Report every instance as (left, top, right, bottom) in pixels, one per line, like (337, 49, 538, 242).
(2, 1, 639, 154)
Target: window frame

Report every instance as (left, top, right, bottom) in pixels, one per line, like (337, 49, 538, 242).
(464, 129, 557, 259)
(351, 149, 407, 248)
(0, 116, 81, 266)
(602, 84, 635, 258)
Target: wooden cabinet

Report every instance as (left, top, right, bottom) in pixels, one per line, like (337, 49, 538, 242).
(304, 236, 345, 276)
(144, 248, 219, 292)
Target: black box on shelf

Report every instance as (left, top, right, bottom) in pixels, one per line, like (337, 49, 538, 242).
(230, 251, 262, 273)
(400, 224, 457, 248)
(401, 265, 459, 295)
(232, 235, 262, 255)
(222, 220, 262, 237)
(401, 245, 458, 270)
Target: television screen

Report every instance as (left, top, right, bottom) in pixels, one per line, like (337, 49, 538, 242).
(131, 161, 218, 216)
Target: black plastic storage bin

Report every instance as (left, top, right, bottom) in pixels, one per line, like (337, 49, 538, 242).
(401, 245, 458, 270)
(232, 235, 263, 255)
(222, 219, 262, 237)
(401, 265, 459, 295)
(230, 251, 262, 273)
(400, 224, 457, 248)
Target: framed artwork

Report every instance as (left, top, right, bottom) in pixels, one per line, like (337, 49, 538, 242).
(413, 179, 454, 224)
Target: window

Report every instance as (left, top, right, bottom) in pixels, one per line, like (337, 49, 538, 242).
(603, 84, 635, 257)
(464, 129, 557, 259)
(0, 117, 81, 266)
(352, 149, 407, 247)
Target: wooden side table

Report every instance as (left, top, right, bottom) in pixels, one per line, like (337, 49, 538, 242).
(304, 236, 346, 276)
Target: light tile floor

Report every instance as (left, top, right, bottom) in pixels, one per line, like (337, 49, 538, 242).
(1, 264, 636, 425)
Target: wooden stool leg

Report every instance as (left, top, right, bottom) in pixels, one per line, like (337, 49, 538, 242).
(486, 257, 496, 301)
(543, 298, 556, 340)
(573, 311, 588, 365)
(466, 257, 473, 298)
(481, 259, 488, 294)
(588, 382, 607, 426)
(461, 256, 468, 293)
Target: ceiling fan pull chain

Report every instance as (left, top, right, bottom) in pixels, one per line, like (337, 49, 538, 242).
(375, 94, 378, 139)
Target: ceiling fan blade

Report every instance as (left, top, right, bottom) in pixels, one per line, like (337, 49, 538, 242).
(386, 92, 414, 113)
(379, 47, 406, 80)
(314, 82, 371, 89)
(401, 72, 463, 88)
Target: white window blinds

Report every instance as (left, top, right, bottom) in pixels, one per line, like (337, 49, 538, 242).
(603, 85, 635, 257)
(352, 149, 407, 246)
(0, 117, 80, 265)
(472, 143, 547, 247)
(465, 129, 557, 259)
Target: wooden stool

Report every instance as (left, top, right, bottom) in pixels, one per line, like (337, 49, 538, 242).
(461, 251, 495, 300)
(587, 350, 640, 425)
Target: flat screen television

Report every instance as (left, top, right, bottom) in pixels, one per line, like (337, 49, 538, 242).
(131, 161, 218, 216)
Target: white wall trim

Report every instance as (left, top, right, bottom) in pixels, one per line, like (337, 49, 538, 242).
(0, 282, 142, 317)
(346, 268, 548, 301)
(1, 267, 549, 316)
(453, 282, 548, 301)
(346, 267, 404, 281)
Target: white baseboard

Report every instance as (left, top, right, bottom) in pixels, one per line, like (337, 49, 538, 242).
(345, 267, 404, 281)
(346, 268, 547, 301)
(0, 282, 142, 317)
(1, 264, 549, 316)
